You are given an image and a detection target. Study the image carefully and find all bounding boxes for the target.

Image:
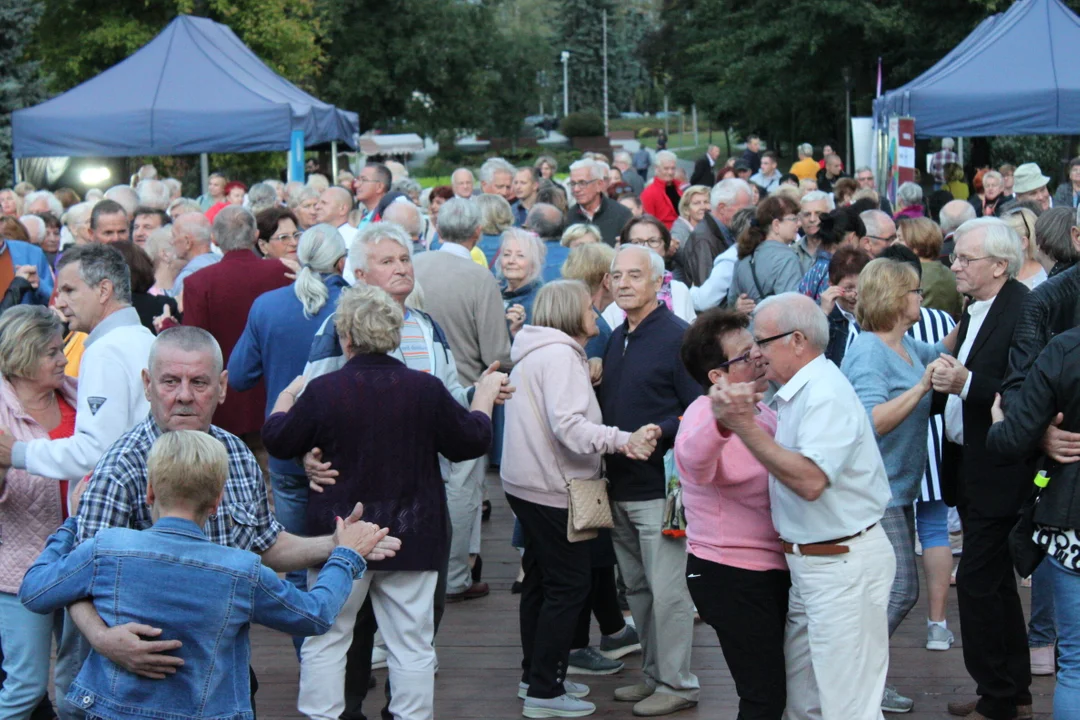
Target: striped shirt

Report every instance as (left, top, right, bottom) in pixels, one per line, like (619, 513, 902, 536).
(907, 307, 956, 502)
(394, 313, 432, 374)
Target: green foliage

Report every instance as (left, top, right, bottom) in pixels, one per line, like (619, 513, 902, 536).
(1, 0, 49, 181)
(990, 136, 1068, 178)
(560, 112, 605, 138)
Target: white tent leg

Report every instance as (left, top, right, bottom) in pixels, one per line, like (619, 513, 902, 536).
(331, 141, 338, 180)
(200, 153, 209, 196)
(958, 138, 964, 167)
(12, 159, 21, 185)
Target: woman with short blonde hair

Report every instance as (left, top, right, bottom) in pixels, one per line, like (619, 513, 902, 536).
(899, 217, 962, 319)
(562, 244, 617, 361)
(672, 185, 710, 245)
(560, 223, 602, 249)
(476, 194, 515, 266)
(1003, 206, 1048, 289)
(334, 284, 404, 355)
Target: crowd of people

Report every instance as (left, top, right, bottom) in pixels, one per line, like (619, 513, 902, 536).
(0, 139, 1078, 720)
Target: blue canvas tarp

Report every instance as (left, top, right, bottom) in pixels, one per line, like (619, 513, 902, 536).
(12, 15, 358, 158)
(873, 0, 1080, 137)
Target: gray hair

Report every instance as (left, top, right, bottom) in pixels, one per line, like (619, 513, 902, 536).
(476, 194, 514, 235)
(710, 178, 752, 208)
(954, 217, 1024, 278)
(897, 182, 923, 207)
(24, 190, 63, 217)
(451, 167, 475, 183)
(860, 210, 894, 240)
(212, 205, 257, 252)
(19, 214, 45, 244)
(306, 173, 330, 193)
(798, 143, 814, 157)
(939, 200, 977, 236)
(294, 224, 346, 318)
(288, 186, 320, 210)
(284, 181, 306, 203)
(654, 150, 678, 167)
(855, 166, 873, 176)
(136, 179, 170, 210)
(496, 228, 547, 286)
(613, 150, 633, 166)
(568, 158, 605, 181)
(173, 212, 213, 248)
(479, 158, 515, 185)
(348, 221, 412, 274)
(391, 178, 422, 199)
(382, 201, 422, 238)
(436, 197, 481, 245)
(162, 178, 182, 199)
(104, 185, 139, 216)
(145, 226, 174, 262)
(62, 202, 93, 232)
(560, 223, 602, 247)
(247, 183, 278, 215)
(754, 292, 829, 351)
(167, 198, 202, 218)
(982, 170, 1003, 186)
(150, 326, 223, 375)
(137, 164, 158, 181)
(335, 283, 404, 355)
(941, 138, 955, 150)
(56, 243, 132, 305)
(1035, 206, 1080, 266)
(0, 305, 65, 380)
(800, 190, 835, 210)
(524, 203, 565, 241)
(612, 244, 665, 282)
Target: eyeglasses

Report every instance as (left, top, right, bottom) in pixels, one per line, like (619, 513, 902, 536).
(949, 254, 994, 267)
(867, 234, 898, 244)
(753, 330, 796, 348)
(270, 231, 302, 243)
(718, 351, 753, 368)
(567, 180, 599, 190)
(631, 236, 666, 249)
(780, 215, 799, 223)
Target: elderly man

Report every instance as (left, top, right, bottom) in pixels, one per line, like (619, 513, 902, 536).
(599, 245, 701, 717)
(168, 213, 218, 298)
(382, 201, 426, 254)
(929, 139, 958, 187)
(939, 200, 978, 264)
(19, 214, 45, 247)
(524, 203, 567, 283)
(613, 150, 645, 194)
(678, 178, 752, 288)
(566, 158, 632, 246)
(711, 291, 894, 720)
(55, 326, 398, 720)
(690, 145, 721, 187)
(136, 179, 170, 211)
(790, 143, 819, 181)
(749, 151, 781, 193)
(23, 190, 63, 217)
(640, 151, 682, 229)
(1012, 163, 1052, 212)
(855, 167, 895, 214)
(451, 168, 475, 199)
(794, 191, 835, 272)
(317, 186, 357, 249)
(182, 207, 290, 445)
(354, 162, 392, 226)
(89, 200, 129, 244)
(511, 167, 539, 227)
(859, 209, 897, 258)
(131, 207, 168, 249)
(479, 158, 516, 203)
(414, 198, 511, 603)
(197, 172, 228, 211)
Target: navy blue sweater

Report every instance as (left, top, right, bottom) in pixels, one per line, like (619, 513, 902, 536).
(598, 303, 701, 501)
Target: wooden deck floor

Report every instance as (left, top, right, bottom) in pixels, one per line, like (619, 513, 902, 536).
(248, 482, 1056, 719)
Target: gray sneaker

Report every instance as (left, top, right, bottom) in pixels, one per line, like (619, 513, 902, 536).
(882, 685, 914, 713)
(519, 680, 590, 700)
(599, 624, 642, 660)
(568, 647, 624, 675)
(926, 624, 955, 651)
(522, 693, 596, 718)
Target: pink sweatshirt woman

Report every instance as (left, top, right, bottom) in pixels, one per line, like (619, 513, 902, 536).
(501, 325, 632, 509)
(674, 395, 787, 572)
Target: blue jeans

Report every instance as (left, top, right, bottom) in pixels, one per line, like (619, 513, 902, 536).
(0, 591, 60, 719)
(1030, 558, 1057, 647)
(1049, 557, 1080, 718)
(271, 471, 309, 655)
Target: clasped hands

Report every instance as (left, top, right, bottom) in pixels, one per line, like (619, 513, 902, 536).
(709, 376, 762, 433)
(619, 424, 661, 461)
(927, 354, 968, 395)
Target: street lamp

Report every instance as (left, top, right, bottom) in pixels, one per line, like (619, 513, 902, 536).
(561, 51, 571, 117)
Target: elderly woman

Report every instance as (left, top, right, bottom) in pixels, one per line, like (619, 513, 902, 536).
(840, 258, 956, 712)
(476, 194, 515, 267)
(672, 185, 710, 246)
(255, 207, 302, 269)
(262, 283, 504, 720)
(288, 186, 321, 230)
(1034, 206, 1080, 277)
(727, 194, 803, 309)
(534, 155, 558, 181)
(144, 226, 183, 297)
(61, 202, 94, 247)
(797, 207, 865, 302)
(498, 228, 546, 340)
(1003, 207, 1048, 289)
(602, 216, 696, 327)
(894, 182, 926, 220)
(1053, 157, 1080, 209)
(503, 279, 658, 719)
(900, 217, 963, 319)
(37, 213, 61, 268)
(971, 170, 1007, 217)
(561, 223, 602, 250)
(0, 306, 77, 720)
(675, 308, 789, 720)
(562, 243, 617, 361)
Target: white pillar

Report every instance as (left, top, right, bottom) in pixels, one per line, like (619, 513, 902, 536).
(200, 153, 209, 195)
(331, 141, 339, 180)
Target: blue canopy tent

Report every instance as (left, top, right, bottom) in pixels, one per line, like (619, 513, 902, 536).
(873, 0, 1080, 137)
(11, 15, 358, 159)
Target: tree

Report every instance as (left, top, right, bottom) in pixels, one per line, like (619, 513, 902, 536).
(557, 0, 615, 114)
(0, 0, 49, 182)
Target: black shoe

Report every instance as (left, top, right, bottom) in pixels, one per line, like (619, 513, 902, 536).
(511, 581, 523, 594)
(481, 500, 492, 522)
(471, 555, 483, 584)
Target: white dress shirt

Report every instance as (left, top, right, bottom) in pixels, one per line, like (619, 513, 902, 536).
(770, 355, 892, 544)
(944, 295, 996, 444)
(338, 223, 360, 284)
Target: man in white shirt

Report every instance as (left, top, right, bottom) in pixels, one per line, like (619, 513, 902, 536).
(710, 292, 894, 720)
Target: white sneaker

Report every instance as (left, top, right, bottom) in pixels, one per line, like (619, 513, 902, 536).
(522, 694, 596, 718)
(519, 680, 589, 700)
(926, 624, 954, 651)
(371, 644, 388, 670)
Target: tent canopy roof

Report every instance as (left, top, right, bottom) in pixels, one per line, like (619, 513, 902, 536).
(12, 15, 358, 159)
(873, 0, 1080, 137)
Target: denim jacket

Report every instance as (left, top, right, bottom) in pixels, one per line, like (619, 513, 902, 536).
(20, 517, 365, 720)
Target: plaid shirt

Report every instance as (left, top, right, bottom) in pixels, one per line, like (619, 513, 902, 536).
(75, 414, 282, 552)
(797, 251, 833, 303)
(930, 149, 957, 184)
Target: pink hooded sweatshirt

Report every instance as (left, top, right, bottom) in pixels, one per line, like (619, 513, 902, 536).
(501, 325, 632, 509)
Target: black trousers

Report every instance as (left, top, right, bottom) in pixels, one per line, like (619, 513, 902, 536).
(956, 506, 1032, 720)
(686, 554, 790, 720)
(507, 493, 592, 699)
(571, 566, 627, 649)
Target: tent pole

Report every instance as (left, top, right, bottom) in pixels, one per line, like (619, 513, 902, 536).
(958, 137, 964, 167)
(331, 142, 338, 181)
(200, 154, 209, 196)
(12, 158, 21, 186)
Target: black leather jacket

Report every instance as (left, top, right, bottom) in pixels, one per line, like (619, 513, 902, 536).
(988, 327, 1080, 530)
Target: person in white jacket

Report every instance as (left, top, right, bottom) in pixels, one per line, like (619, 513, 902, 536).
(0, 244, 154, 480)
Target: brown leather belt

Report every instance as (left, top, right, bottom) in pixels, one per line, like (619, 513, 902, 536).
(781, 524, 877, 556)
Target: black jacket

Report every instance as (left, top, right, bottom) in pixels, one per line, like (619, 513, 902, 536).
(566, 194, 633, 247)
(131, 292, 180, 334)
(987, 327, 1080, 530)
(938, 278, 1032, 516)
(825, 305, 853, 367)
(690, 155, 716, 187)
(676, 214, 732, 288)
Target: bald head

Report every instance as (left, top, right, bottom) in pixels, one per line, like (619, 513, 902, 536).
(524, 202, 564, 241)
(382, 200, 421, 239)
(939, 200, 977, 236)
(452, 168, 475, 199)
(317, 187, 353, 227)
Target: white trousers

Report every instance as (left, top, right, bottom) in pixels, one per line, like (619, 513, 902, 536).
(783, 523, 896, 720)
(298, 569, 438, 720)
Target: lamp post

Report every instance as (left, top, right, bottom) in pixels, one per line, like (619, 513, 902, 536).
(561, 51, 571, 118)
(842, 66, 853, 171)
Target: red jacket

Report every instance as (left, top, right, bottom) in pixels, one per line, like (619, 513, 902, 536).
(182, 250, 291, 436)
(640, 179, 681, 229)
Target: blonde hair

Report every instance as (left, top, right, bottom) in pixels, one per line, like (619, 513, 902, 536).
(475, 193, 514, 235)
(0, 306, 64, 380)
(677, 185, 710, 219)
(561, 243, 616, 294)
(1003, 207, 1038, 260)
(898, 217, 943, 260)
(560, 223, 602, 248)
(496, 228, 546, 286)
(334, 284, 403, 355)
(147, 431, 228, 515)
(856, 258, 920, 331)
(531, 280, 590, 338)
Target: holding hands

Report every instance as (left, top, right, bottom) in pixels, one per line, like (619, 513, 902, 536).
(930, 354, 968, 395)
(621, 424, 661, 460)
(479, 361, 516, 404)
(709, 376, 762, 433)
(919, 358, 951, 394)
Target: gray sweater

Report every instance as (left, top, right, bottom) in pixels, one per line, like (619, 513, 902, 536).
(726, 240, 803, 304)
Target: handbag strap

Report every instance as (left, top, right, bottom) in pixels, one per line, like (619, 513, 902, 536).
(748, 247, 769, 300)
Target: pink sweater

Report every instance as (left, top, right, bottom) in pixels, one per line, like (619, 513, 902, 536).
(0, 376, 78, 594)
(674, 395, 786, 572)
(501, 326, 632, 508)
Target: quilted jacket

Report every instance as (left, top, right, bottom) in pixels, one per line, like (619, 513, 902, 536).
(0, 376, 78, 594)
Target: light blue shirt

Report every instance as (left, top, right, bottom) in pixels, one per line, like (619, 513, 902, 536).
(0, 240, 53, 305)
(169, 252, 220, 297)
